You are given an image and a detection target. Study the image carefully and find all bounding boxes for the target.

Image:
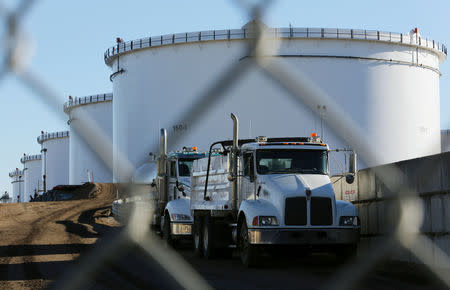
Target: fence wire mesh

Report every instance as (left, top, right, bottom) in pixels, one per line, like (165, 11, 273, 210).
(1, 0, 449, 289)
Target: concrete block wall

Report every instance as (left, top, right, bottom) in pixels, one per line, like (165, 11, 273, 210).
(333, 151, 450, 269)
(442, 130, 450, 153)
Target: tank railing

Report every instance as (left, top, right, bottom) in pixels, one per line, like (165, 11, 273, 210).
(104, 27, 447, 63)
(8, 169, 24, 177)
(64, 93, 113, 111)
(20, 154, 42, 163)
(37, 130, 70, 143)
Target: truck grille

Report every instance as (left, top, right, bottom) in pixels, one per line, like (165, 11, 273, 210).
(285, 197, 307, 225)
(310, 197, 333, 225)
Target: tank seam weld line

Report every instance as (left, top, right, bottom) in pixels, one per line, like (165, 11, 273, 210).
(239, 54, 441, 75)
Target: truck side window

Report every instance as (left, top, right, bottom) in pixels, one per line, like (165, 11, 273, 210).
(170, 161, 177, 177)
(243, 153, 254, 177)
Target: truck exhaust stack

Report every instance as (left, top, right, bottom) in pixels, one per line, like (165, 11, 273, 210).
(230, 113, 239, 214)
(160, 128, 167, 157)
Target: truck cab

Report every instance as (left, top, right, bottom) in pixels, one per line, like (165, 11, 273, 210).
(114, 129, 210, 247)
(161, 148, 208, 244)
(236, 138, 359, 259)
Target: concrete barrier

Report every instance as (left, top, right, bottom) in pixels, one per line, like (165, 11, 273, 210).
(333, 151, 450, 269)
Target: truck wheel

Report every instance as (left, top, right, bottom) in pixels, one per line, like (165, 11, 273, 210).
(193, 217, 203, 257)
(163, 213, 175, 248)
(239, 220, 258, 267)
(202, 215, 215, 259)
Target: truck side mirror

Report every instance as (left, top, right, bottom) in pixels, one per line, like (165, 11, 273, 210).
(346, 152, 357, 184)
(345, 174, 355, 184)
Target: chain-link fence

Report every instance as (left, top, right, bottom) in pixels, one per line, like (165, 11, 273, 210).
(1, 0, 450, 289)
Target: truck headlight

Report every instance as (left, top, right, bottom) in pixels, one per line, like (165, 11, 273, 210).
(252, 216, 279, 226)
(171, 214, 191, 221)
(339, 216, 360, 226)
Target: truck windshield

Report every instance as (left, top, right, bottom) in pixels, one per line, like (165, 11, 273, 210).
(178, 159, 194, 176)
(256, 149, 328, 175)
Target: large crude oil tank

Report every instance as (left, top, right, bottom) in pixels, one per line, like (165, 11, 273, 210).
(64, 93, 113, 184)
(37, 131, 69, 191)
(8, 168, 23, 202)
(104, 23, 446, 181)
(20, 154, 41, 202)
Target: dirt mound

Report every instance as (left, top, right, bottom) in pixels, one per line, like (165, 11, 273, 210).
(94, 183, 120, 200)
(33, 183, 120, 202)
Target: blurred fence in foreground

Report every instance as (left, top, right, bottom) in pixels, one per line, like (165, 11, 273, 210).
(0, 0, 449, 289)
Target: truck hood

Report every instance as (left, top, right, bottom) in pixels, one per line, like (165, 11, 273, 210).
(258, 174, 334, 199)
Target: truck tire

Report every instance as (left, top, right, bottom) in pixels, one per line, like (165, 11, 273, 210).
(193, 217, 203, 257)
(239, 220, 258, 267)
(202, 215, 215, 259)
(163, 212, 176, 248)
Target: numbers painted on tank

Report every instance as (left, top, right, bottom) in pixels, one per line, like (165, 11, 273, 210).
(173, 123, 188, 132)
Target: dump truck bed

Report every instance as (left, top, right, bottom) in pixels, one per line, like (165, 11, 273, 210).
(190, 155, 233, 211)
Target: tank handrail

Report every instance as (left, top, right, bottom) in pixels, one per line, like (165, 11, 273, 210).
(63, 93, 113, 113)
(37, 131, 69, 144)
(20, 154, 42, 163)
(104, 27, 447, 65)
(9, 169, 24, 177)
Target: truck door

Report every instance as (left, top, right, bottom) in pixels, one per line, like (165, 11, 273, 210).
(168, 160, 178, 201)
(240, 152, 256, 201)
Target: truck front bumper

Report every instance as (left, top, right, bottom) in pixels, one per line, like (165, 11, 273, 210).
(248, 228, 359, 245)
(170, 222, 192, 237)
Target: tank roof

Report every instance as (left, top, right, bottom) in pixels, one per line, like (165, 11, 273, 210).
(104, 25, 447, 65)
(37, 131, 69, 144)
(9, 169, 23, 177)
(20, 154, 41, 163)
(63, 93, 113, 114)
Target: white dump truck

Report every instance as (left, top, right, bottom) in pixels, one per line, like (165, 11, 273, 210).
(190, 114, 360, 266)
(131, 129, 210, 245)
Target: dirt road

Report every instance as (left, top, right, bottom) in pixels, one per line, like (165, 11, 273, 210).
(0, 183, 120, 289)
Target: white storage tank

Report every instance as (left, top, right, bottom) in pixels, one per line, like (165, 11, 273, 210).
(21, 154, 42, 202)
(104, 23, 446, 181)
(37, 131, 70, 191)
(442, 129, 450, 152)
(64, 93, 113, 185)
(8, 168, 24, 202)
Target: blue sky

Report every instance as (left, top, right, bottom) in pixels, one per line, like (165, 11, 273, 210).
(0, 0, 449, 194)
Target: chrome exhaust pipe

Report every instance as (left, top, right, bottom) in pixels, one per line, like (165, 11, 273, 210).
(160, 128, 167, 157)
(230, 113, 239, 214)
(231, 113, 239, 150)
